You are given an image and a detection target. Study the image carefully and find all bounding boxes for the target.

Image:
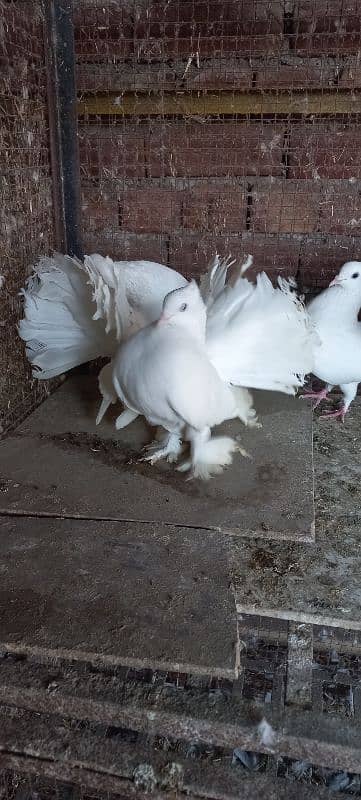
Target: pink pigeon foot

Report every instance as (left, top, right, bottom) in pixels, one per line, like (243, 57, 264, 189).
(320, 406, 347, 423)
(301, 388, 329, 408)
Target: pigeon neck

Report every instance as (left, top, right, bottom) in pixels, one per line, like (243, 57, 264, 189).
(337, 293, 361, 322)
(323, 287, 361, 322)
(162, 315, 207, 344)
(185, 316, 207, 345)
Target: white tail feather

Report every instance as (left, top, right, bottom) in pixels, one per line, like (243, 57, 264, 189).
(19, 253, 115, 379)
(96, 362, 117, 425)
(19, 253, 185, 381)
(82, 254, 132, 340)
(200, 254, 236, 308)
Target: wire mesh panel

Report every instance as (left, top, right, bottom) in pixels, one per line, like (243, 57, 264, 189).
(2, 622, 361, 797)
(0, 0, 55, 434)
(74, 0, 361, 290)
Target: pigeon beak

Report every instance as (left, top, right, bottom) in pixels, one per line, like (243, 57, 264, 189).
(329, 276, 344, 287)
(158, 313, 171, 325)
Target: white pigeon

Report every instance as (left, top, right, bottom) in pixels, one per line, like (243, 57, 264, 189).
(111, 281, 252, 479)
(302, 260, 361, 421)
(19, 252, 315, 432)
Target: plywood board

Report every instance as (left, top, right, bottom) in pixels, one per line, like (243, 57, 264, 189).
(0, 376, 314, 541)
(0, 514, 238, 678)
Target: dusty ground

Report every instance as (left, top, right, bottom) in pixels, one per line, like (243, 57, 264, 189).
(313, 396, 361, 538)
(229, 393, 361, 625)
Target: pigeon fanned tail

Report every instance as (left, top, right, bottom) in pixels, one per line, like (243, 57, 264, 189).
(19, 253, 186, 380)
(18, 253, 115, 379)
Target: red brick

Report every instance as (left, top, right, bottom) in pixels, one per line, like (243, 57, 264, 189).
(292, 1, 361, 55)
(288, 124, 361, 180)
(74, 2, 283, 61)
(76, 56, 252, 94)
(147, 122, 285, 178)
(81, 187, 119, 235)
(169, 233, 242, 277)
(240, 233, 302, 274)
(182, 183, 247, 233)
(73, 5, 134, 58)
(318, 181, 361, 234)
(119, 188, 181, 234)
(135, 1, 283, 28)
(0, 4, 44, 59)
(83, 232, 169, 265)
(250, 180, 320, 234)
(183, 58, 252, 90)
(169, 232, 301, 278)
(78, 125, 146, 180)
(134, 0, 283, 57)
(76, 61, 181, 93)
(338, 55, 361, 88)
(254, 56, 337, 89)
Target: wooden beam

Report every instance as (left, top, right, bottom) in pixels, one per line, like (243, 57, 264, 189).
(78, 89, 361, 117)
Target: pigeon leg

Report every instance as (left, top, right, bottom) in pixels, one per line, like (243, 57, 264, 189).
(301, 383, 333, 408)
(320, 382, 358, 422)
(142, 431, 183, 464)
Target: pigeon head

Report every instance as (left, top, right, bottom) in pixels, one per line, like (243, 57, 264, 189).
(158, 281, 206, 337)
(329, 261, 361, 293)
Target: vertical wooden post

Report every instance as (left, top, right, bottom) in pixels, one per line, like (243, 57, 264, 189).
(44, 0, 83, 258)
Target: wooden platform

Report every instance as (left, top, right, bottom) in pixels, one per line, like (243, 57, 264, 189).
(0, 374, 314, 679)
(0, 515, 238, 678)
(0, 376, 314, 541)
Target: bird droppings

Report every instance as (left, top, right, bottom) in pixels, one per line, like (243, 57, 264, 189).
(40, 430, 207, 499)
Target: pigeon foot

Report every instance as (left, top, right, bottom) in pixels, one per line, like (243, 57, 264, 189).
(141, 433, 183, 464)
(301, 388, 329, 408)
(320, 405, 347, 423)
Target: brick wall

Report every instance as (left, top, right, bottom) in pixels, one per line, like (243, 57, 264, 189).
(75, 0, 361, 288)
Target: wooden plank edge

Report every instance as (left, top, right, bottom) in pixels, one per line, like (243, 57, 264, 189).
(78, 89, 361, 117)
(0, 640, 238, 681)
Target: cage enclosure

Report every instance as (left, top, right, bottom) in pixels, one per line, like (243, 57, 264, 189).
(1, 1, 361, 797)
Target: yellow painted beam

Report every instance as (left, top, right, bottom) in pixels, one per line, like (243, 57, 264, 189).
(78, 90, 361, 117)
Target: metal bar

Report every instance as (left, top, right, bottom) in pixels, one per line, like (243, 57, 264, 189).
(286, 623, 313, 709)
(0, 742, 339, 800)
(44, 0, 83, 257)
(2, 658, 361, 773)
(78, 89, 361, 118)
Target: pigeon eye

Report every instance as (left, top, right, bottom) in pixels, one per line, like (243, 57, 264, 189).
(180, 303, 188, 312)
(352, 272, 359, 279)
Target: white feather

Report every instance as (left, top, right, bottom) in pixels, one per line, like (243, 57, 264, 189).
(205, 266, 316, 394)
(19, 253, 186, 379)
(18, 253, 114, 379)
